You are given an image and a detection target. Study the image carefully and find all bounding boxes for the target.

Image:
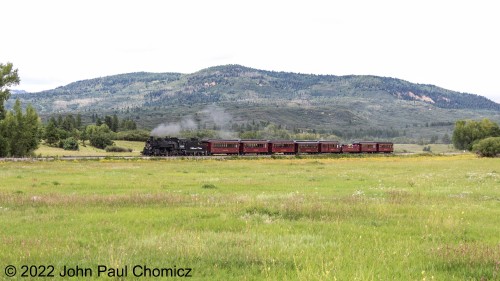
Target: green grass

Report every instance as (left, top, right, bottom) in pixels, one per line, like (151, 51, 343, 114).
(394, 143, 461, 154)
(34, 140, 144, 157)
(1, 155, 499, 280)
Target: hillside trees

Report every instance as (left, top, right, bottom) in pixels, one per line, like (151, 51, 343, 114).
(42, 113, 140, 148)
(0, 63, 42, 157)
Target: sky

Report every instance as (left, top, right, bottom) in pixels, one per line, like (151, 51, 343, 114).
(2, 0, 500, 103)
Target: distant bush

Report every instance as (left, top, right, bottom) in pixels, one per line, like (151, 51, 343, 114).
(105, 146, 133, 152)
(62, 137, 79, 150)
(201, 183, 217, 189)
(472, 137, 500, 157)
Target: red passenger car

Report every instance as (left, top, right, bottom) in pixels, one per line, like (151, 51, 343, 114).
(377, 142, 394, 153)
(319, 141, 342, 153)
(204, 140, 240, 155)
(268, 140, 296, 154)
(239, 140, 269, 155)
(357, 142, 378, 153)
(341, 143, 361, 153)
(295, 141, 319, 154)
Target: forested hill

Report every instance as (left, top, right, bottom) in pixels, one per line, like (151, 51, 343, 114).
(8, 65, 500, 142)
(12, 64, 500, 112)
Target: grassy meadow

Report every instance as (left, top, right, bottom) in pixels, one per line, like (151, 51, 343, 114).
(1, 155, 499, 280)
(33, 141, 145, 157)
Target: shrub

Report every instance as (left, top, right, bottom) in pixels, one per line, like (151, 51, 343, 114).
(89, 132, 114, 149)
(62, 137, 79, 150)
(472, 137, 500, 157)
(105, 146, 133, 152)
(202, 183, 217, 189)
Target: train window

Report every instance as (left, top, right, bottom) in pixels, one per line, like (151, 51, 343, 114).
(300, 144, 317, 148)
(273, 143, 293, 148)
(213, 142, 237, 148)
(245, 143, 267, 148)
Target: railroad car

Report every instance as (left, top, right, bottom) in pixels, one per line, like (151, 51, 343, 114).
(357, 141, 378, 153)
(239, 140, 269, 155)
(341, 143, 361, 153)
(203, 139, 240, 155)
(268, 140, 296, 154)
(319, 141, 342, 153)
(377, 142, 394, 153)
(295, 141, 320, 154)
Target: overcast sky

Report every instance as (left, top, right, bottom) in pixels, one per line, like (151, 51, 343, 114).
(3, 0, 500, 102)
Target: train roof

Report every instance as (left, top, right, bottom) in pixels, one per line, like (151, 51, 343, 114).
(204, 139, 241, 142)
(239, 139, 269, 142)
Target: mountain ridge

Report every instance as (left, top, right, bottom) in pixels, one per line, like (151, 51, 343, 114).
(7, 64, 500, 141)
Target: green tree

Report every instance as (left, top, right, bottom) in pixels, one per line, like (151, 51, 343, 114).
(452, 119, 500, 150)
(111, 114, 119, 132)
(442, 133, 451, 144)
(104, 115, 113, 130)
(1, 63, 42, 157)
(44, 120, 60, 146)
(62, 137, 79, 151)
(472, 137, 500, 157)
(0, 62, 20, 120)
(0, 100, 42, 157)
(89, 132, 113, 149)
(86, 124, 113, 149)
(76, 113, 82, 129)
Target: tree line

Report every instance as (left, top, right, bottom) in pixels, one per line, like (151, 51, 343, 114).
(44, 113, 139, 150)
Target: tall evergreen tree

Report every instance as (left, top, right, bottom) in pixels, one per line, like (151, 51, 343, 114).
(0, 62, 20, 120)
(0, 63, 42, 157)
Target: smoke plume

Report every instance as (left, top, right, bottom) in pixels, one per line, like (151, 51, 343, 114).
(150, 105, 237, 138)
(200, 105, 237, 139)
(150, 116, 197, 137)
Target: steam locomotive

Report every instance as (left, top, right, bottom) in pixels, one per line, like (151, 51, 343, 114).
(142, 137, 208, 156)
(141, 137, 393, 156)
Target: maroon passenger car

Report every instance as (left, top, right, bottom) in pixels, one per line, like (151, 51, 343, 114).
(204, 140, 240, 155)
(357, 142, 378, 153)
(295, 141, 320, 154)
(377, 142, 394, 153)
(268, 140, 296, 154)
(239, 140, 269, 154)
(341, 143, 361, 153)
(319, 141, 342, 153)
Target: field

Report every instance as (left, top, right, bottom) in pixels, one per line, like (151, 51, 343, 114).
(33, 141, 145, 157)
(1, 155, 499, 280)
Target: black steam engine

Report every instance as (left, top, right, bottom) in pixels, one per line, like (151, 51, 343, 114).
(142, 137, 208, 156)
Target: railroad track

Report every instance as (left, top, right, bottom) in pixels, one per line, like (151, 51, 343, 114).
(0, 153, 419, 162)
(0, 154, 278, 161)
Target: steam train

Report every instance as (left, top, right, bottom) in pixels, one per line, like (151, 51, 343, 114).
(141, 137, 394, 156)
